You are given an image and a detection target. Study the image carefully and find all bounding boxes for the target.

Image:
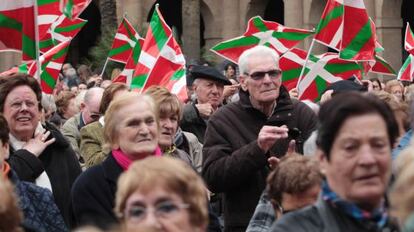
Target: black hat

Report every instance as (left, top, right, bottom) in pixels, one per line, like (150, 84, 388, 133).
(325, 79, 367, 95)
(190, 65, 231, 85)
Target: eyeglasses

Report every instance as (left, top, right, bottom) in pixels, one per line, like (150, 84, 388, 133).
(89, 113, 101, 121)
(125, 201, 189, 222)
(9, 100, 38, 110)
(245, 69, 282, 80)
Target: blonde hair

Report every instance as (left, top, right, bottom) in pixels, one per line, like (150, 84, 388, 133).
(385, 80, 404, 93)
(103, 92, 157, 149)
(391, 146, 414, 223)
(115, 156, 208, 228)
(145, 86, 183, 121)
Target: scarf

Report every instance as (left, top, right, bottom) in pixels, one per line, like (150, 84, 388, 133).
(322, 181, 388, 229)
(112, 146, 162, 170)
(8, 122, 52, 192)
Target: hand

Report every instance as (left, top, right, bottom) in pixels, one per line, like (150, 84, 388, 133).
(267, 156, 280, 170)
(361, 79, 373, 92)
(223, 84, 240, 98)
(257, 125, 289, 153)
(289, 88, 299, 99)
(23, 130, 56, 157)
(286, 139, 296, 156)
(320, 89, 333, 103)
(267, 140, 296, 169)
(195, 103, 214, 118)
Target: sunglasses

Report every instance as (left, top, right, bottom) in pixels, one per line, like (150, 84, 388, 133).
(245, 69, 282, 80)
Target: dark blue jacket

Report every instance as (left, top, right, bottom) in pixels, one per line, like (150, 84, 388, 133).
(9, 170, 67, 232)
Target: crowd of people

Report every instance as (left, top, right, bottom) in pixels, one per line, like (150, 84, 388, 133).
(1, 45, 414, 232)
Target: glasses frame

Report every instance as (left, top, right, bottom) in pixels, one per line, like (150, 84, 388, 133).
(244, 69, 282, 81)
(123, 201, 190, 222)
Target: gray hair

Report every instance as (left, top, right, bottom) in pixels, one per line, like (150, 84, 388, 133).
(238, 45, 280, 76)
(84, 87, 104, 105)
(41, 94, 56, 112)
(75, 90, 86, 109)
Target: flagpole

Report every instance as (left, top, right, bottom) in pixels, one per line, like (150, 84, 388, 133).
(296, 39, 316, 95)
(34, 0, 41, 82)
(100, 57, 109, 77)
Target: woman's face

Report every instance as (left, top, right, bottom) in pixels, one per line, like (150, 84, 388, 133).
(321, 114, 391, 210)
(64, 97, 78, 119)
(114, 101, 158, 159)
(158, 112, 179, 150)
(226, 66, 235, 77)
(390, 85, 403, 101)
(3, 86, 40, 141)
(124, 185, 195, 232)
(372, 81, 381, 91)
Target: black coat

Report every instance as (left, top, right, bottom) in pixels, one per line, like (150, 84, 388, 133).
(202, 87, 317, 232)
(270, 197, 399, 232)
(71, 153, 122, 230)
(8, 122, 81, 228)
(181, 102, 207, 143)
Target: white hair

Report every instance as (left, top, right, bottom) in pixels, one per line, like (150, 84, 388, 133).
(238, 45, 280, 76)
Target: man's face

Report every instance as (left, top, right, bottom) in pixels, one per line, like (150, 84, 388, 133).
(193, 78, 224, 108)
(62, 63, 72, 76)
(3, 86, 41, 141)
(82, 97, 101, 125)
(240, 55, 282, 105)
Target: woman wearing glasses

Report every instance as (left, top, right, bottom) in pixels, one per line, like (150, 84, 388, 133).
(115, 156, 208, 232)
(0, 73, 81, 227)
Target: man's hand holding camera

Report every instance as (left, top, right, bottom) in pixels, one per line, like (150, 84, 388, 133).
(257, 125, 289, 153)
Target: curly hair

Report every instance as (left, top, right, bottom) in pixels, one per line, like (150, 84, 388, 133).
(267, 154, 322, 204)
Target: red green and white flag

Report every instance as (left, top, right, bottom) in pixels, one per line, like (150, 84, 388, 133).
(405, 23, 414, 56)
(39, 14, 86, 53)
(60, 0, 90, 20)
(141, 33, 187, 101)
(361, 55, 396, 76)
(108, 16, 142, 64)
(398, 55, 414, 82)
(339, 0, 376, 61)
(279, 48, 319, 91)
(112, 34, 144, 84)
(131, 4, 172, 89)
(0, 0, 36, 61)
(298, 52, 363, 101)
(211, 16, 313, 63)
(280, 48, 363, 102)
(37, 0, 60, 39)
(19, 40, 70, 93)
(314, 0, 343, 50)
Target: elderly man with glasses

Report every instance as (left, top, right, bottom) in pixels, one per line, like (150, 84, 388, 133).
(61, 87, 104, 163)
(202, 45, 317, 232)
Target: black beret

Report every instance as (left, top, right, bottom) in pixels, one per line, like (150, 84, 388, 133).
(190, 65, 231, 85)
(326, 79, 367, 95)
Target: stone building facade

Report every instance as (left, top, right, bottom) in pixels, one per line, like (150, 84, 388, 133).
(0, 0, 411, 80)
